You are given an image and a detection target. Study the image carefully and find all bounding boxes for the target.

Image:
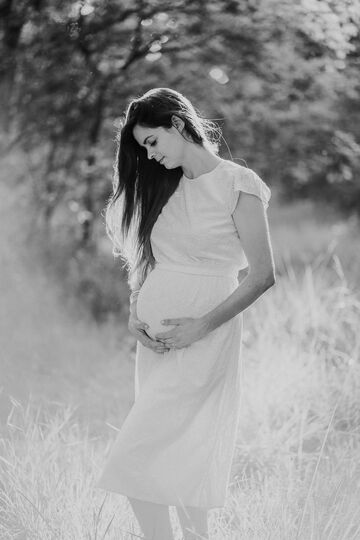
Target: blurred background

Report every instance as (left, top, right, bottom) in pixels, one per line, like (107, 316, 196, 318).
(1, 1, 360, 538)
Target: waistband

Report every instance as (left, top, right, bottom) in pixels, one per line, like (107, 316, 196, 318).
(154, 262, 239, 278)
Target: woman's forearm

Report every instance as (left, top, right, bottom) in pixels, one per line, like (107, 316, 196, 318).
(129, 297, 138, 317)
(200, 272, 275, 334)
(129, 289, 140, 304)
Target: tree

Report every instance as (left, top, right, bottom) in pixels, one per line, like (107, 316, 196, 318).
(1, 0, 360, 317)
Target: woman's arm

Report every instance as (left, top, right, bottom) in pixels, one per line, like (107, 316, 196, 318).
(128, 268, 144, 308)
(129, 289, 141, 306)
(128, 270, 169, 354)
(200, 191, 276, 334)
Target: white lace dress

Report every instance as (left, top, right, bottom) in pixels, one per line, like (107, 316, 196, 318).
(95, 158, 271, 509)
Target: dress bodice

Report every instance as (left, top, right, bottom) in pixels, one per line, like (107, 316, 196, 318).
(150, 159, 271, 274)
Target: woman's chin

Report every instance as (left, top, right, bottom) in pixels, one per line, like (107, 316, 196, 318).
(162, 160, 177, 169)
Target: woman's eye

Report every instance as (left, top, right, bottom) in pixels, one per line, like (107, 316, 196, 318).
(150, 141, 157, 147)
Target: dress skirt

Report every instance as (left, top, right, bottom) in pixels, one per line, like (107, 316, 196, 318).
(95, 262, 243, 509)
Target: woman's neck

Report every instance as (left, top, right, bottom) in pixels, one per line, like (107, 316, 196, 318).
(181, 146, 221, 179)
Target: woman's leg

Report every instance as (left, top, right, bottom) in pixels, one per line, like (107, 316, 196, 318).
(176, 506, 209, 540)
(127, 497, 174, 540)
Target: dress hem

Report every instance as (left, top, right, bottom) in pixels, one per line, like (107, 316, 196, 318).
(94, 483, 226, 510)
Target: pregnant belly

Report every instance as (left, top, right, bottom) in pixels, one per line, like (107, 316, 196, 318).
(136, 267, 236, 341)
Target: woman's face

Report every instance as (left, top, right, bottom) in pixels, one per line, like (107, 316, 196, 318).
(132, 123, 185, 169)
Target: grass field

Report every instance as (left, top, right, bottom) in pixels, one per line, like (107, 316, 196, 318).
(1, 174, 360, 539)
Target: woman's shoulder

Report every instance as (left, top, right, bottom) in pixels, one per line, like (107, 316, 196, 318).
(219, 159, 271, 212)
(219, 158, 256, 176)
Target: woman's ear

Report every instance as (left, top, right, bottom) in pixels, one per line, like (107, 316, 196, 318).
(171, 114, 185, 133)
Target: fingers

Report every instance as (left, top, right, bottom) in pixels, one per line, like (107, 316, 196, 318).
(141, 336, 170, 354)
(155, 331, 175, 340)
(161, 318, 185, 325)
(128, 317, 149, 336)
(135, 320, 149, 332)
(128, 319, 171, 354)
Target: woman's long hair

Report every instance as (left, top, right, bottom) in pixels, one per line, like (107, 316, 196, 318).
(105, 88, 222, 290)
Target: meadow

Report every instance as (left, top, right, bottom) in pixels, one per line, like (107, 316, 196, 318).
(1, 177, 360, 539)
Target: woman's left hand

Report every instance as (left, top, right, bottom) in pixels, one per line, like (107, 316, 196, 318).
(154, 317, 209, 349)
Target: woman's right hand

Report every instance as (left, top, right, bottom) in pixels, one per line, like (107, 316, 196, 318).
(128, 301, 170, 354)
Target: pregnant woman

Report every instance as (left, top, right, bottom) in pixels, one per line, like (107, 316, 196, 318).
(96, 87, 276, 539)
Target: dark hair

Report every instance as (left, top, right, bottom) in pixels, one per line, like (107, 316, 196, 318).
(105, 87, 222, 290)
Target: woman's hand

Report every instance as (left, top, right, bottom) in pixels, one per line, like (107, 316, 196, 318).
(128, 300, 170, 354)
(154, 317, 209, 350)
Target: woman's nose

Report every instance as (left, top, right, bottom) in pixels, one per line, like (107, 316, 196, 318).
(147, 147, 154, 159)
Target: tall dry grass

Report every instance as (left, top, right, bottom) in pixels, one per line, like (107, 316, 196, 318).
(1, 150, 360, 538)
(1, 254, 360, 539)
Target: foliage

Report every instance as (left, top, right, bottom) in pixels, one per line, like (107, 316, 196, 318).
(1, 0, 360, 315)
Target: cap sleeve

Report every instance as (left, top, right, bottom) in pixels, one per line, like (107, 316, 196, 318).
(228, 166, 271, 215)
